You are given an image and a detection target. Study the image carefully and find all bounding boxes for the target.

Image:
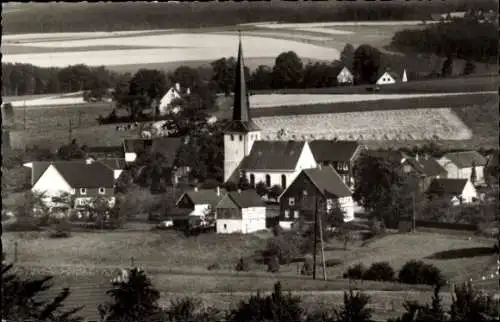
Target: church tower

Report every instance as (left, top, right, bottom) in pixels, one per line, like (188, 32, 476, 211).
(223, 33, 261, 183)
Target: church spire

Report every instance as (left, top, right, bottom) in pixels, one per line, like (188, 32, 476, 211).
(225, 31, 260, 133)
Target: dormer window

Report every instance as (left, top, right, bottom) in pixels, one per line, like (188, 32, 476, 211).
(80, 188, 87, 195)
(99, 188, 106, 195)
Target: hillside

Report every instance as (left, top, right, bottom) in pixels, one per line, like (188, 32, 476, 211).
(3, 1, 496, 34)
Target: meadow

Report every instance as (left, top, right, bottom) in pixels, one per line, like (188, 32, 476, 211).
(4, 230, 497, 321)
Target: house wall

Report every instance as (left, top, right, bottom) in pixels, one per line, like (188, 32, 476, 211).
(224, 130, 261, 182)
(337, 68, 353, 84)
(241, 207, 267, 233)
(376, 72, 396, 85)
(32, 165, 74, 207)
(125, 152, 137, 163)
(216, 207, 266, 234)
(216, 219, 243, 234)
(113, 170, 123, 180)
(459, 180, 478, 204)
(438, 157, 484, 184)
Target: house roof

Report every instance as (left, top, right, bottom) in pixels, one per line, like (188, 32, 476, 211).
(442, 151, 487, 168)
(31, 161, 115, 188)
(123, 139, 153, 153)
(418, 158, 447, 177)
(428, 178, 469, 196)
(223, 190, 265, 209)
(180, 188, 225, 207)
(97, 158, 127, 171)
(362, 150, 407, 163)
(302, 166, 352, 198)
(309, 140, 360, 163)
(241, 140, 305, 171)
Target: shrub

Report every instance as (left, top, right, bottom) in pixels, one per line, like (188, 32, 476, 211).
(207, 263, 221, 271)
(325, 259, 342, 267)
(362, 262, 395, 282)
(267, 255, 280, 273)
(272, 224, 284, 236)
(301, 256, 314, 276)
(263, 232, 304, 264)
(4, 219, 41, 232)
(398, 260, 446, 286)
(49, 220, 72, 238)
(343, 263, 366, 279)
(235, 257, 250, 272)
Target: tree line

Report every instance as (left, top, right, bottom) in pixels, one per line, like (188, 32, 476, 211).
(5, 1, 496, 34)
(3, 261, 499, 322)
(391, 19, 498, 63)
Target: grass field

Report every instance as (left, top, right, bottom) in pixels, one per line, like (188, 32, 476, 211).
(4, 230, 497, 321)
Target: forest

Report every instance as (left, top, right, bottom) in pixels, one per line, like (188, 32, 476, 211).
(3, 1, 497, 34)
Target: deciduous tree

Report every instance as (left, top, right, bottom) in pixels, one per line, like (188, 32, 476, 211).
(272, 51, 304, 89)
(353, 44, 381, 84)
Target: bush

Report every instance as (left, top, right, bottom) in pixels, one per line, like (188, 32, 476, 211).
(272, 224, 284, 236)
(398, 260, 446, 286)
(267, 255, 280, 273)
(325, 259, 342, 267)
(362, 262, 395, 282)
(301, 256, 314, 276)
(49, 220, 72, 238)
(263, 232, 304, 264)
(4, 219, 41, 232)
(343, 263, 366, 279)
(235, 257, 250, 272)
(207, 263, 221, 271)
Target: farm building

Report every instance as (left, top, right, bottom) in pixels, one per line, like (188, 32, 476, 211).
(427, 178, 478, 205)
(23, 159, 116, 214)
(309, 140, 365, 189)
(278, 165, 354, 230)
(176, 187, 225, 229)
(376, 71, 398, 85)
(336, 66, 354, 85)
(437, 151, 487, 186)
(158, 82, 191, 116)
(215, 189, 266, 234)
(401, 154, 448, 192)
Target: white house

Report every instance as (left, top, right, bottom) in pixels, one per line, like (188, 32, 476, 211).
(176, 187, 225, 227)
(336, 66, 354, 85)
(427, 178, 478, 205)
(158, 83, 190, 116)
(437, 151, 487, 186)
(23, 159, 116, 213)
(215, 190, 266, 234)
(278, 165, 355, 230)
(402, 69, 408, 82)
(223, 37, 316, 187)
(376, 71, 398, 85)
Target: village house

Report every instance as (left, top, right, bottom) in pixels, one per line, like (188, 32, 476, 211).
(401, 154, 448, 192)
(223, 36, 317, 187)
(278, 165, 355, 230)
(309, 140, 365, 189)
(23, 159, 116, 214)
(336, 66, 354, 85)
(158, 82, 191, 116)
(427, 178, 478, 205)
(93, 157, 126, 180)
(175, 187, 225, 228)
(437, 151, 487, 186)
(376, 69, 407, 85)
(215, 189, 266, 234)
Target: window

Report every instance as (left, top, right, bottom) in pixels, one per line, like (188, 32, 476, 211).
(326, 199, 333, 208)
(80, 188, 87, 195)
(294, 210, 299, 218)
(230, 134, 234, 141)
(239, 135, 243, 141)
(288, 197, 295, 206)
(99, 188, 106, 195)
(281, 174, 287, 189)
(284, 210, 290, 219)
(250, 174, 255, 187)
(265, 174, 271, 187)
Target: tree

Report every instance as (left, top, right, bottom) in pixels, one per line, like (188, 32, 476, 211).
(210, 57, 249, 96)
(340, 43, 356, 71)
(249, 65, 273, 90)
(14, 190, 49, 221)
(98, 267, 163, 322)
(82, 195, 115, 227)
(228, 282, 304, 322)
(255, 181, 269, 197)
(2, 262, 83, 322)
(353, 45, 381, 84)
(268, 184, 283, 202)
(441, 56, 454, 77)
(449, 283, 500, 322)
(335, 288, 374, 322)
(463, 60, 476, 76)
(164, 297, 225, 322)
(272, 51, 304, 89)
(58, 139, 85, 160)
(238, 171, 252, 191)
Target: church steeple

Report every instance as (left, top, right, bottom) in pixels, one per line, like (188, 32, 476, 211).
(225, 31, 260, 133)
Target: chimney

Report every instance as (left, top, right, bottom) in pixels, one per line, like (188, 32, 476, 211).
(175, 83, 181, 92)
(216, 186, 220, 196)
(194, 186, 198, 192)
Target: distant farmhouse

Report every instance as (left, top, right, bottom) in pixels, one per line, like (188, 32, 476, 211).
(376, 69, 408, 85)
(437, 151, 487, 186)
(158, 82, 191, 116)
(336, 66, 354, 85)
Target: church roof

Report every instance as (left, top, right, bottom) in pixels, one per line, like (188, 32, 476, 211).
(309, 140, 361, 163)
(224, 33, 260, 134)
(241, 140, 305, 171)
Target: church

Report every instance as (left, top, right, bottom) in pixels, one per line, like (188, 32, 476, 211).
(223, 36, 317, 190)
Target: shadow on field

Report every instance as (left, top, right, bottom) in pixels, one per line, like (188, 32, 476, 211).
(426, 247, 496, 260)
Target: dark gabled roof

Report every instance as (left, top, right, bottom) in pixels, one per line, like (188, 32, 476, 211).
(418, 158, 447, 177)
(97, 158, 126, 170)
(486, 151, 499, 168)
(428, 178, 469, 196)
(181, 188, 225, 207)
(123, 139, 153, 153)
(30, 161, 115, 188)
(303, 166, 352, 198)
(309, 140, 360, 163)
(224, 190, 265, 209)
(442, 151, 487, 168)
(241, 141, 305, 171)
(362, 150, 407, 163)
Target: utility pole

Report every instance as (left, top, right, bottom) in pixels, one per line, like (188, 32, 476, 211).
(318, 195, 327, 281)
(68, 119, 73, 144)
(412, 191, 416, 233)
(23, 99, 27, 130)
(313, 195, 318, 280)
